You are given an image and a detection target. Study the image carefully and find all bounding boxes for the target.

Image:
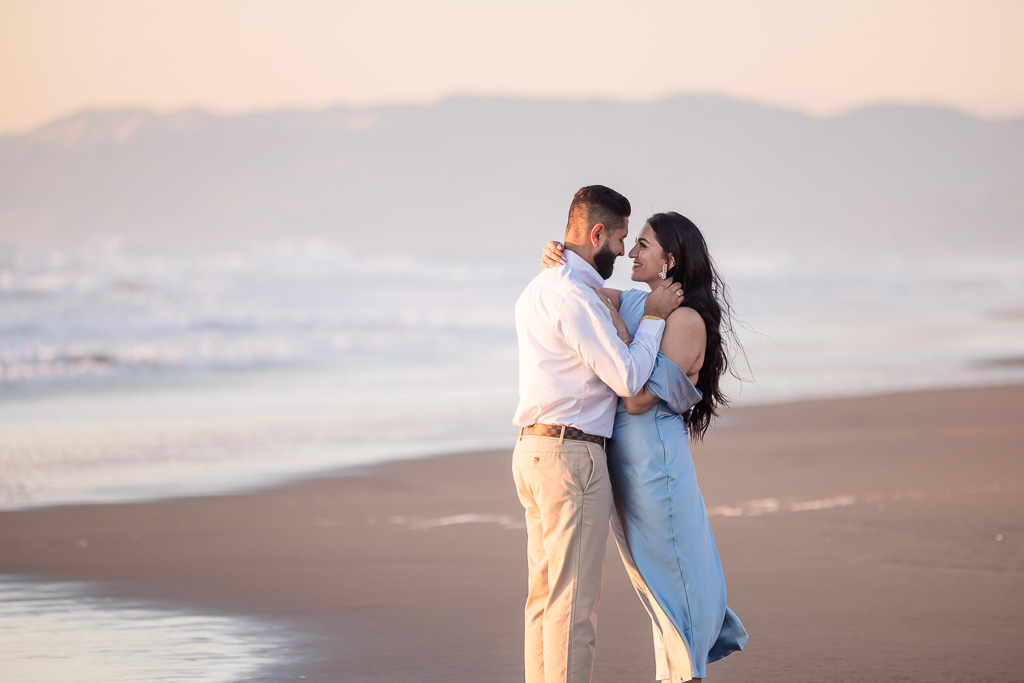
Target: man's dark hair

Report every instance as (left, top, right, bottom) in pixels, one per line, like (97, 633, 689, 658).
(566, 185, 631, 241)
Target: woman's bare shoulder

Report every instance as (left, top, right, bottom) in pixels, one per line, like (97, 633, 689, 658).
(666, 305, 705, 331)
(661, 306, 706, 373)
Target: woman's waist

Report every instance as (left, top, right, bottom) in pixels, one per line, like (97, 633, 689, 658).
(614, 400, 688, 428)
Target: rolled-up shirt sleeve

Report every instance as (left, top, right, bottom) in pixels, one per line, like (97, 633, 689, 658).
(556, 288, 665, 397)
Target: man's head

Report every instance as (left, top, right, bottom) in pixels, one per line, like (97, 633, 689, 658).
(564, 185, 631, 280)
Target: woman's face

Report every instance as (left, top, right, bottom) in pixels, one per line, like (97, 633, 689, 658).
(628, 223, 672, 283)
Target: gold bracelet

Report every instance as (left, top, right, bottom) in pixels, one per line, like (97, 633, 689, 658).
(620, 337, 632, 345)
(639, 314, 663, 323)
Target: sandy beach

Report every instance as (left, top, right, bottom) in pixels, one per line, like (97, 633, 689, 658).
(2, 384, 1022, 682)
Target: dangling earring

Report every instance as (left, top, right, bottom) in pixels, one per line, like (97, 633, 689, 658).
(659, 263, 668, 280)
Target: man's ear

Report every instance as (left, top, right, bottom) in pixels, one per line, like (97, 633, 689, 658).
(589, 223, 605, 248)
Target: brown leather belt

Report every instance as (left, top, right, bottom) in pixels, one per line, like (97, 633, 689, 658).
(519, 423, 607, 448)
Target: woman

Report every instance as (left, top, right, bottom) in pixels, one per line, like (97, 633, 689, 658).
(542, 211, 747, 682)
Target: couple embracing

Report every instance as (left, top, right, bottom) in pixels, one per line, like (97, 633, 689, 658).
(512, 185, 748, 682)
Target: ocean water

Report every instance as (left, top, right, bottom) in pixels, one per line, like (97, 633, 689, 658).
(2, 242, 1023, 509)
(0, 576, 290, 682)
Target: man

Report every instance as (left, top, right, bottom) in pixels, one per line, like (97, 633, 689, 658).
(512, 185, 684, 683)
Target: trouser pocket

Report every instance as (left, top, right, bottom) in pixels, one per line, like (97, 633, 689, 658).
(579, 442, 602, 494)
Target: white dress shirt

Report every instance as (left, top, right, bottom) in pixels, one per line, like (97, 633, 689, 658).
(512, 251, 665, 438)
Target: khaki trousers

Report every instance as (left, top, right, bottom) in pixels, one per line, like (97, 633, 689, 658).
(512, 434, 613, 683)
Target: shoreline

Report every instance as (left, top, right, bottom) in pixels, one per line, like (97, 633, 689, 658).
(8, 375, 1024, 514)
(2, 384, 1023, 681)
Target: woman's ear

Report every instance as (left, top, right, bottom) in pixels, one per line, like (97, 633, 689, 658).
(667, 253, 676, 270)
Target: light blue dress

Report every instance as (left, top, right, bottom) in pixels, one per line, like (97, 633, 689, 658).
(608, 289, 747, 681)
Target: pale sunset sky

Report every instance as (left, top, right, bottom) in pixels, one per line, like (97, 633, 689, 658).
(1, 0, 1022, 134)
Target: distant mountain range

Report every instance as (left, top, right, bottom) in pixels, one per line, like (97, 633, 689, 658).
(1, 95, 1021, 260)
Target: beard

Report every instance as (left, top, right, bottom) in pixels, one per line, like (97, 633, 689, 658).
(593, 243, 617, 280)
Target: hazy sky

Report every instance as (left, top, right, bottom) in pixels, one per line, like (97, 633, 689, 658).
(2, 0, 1022, 134)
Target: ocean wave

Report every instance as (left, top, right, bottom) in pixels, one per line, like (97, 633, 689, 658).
(1, 242, 1022, 396)
(0, 338, 298, 381)
(0, 243, 520, 383)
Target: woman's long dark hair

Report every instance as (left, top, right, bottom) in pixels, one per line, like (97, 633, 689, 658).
(648, 212, 739, 441)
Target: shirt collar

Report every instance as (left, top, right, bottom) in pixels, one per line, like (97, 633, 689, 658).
(564, 250, 604, 289)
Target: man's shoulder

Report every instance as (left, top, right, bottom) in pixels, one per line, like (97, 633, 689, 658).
(521, 265, 584, 298)
(516, 266, 594, 320)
